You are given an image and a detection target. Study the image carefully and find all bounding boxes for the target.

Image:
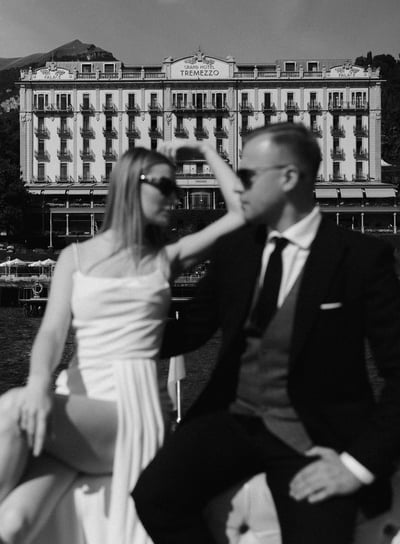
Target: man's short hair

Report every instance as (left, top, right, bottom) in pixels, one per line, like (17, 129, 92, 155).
(244, 123, 322, 180)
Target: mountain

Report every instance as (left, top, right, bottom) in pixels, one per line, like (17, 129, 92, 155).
(0, 39, 116, 72)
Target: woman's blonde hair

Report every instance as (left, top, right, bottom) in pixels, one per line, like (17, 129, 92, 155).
(101, 147, 175, 263)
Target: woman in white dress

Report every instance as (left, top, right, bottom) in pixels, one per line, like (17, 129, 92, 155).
(0, 142, 244, 544)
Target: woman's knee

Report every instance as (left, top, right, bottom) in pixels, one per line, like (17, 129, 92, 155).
(0, 390, 24, 437)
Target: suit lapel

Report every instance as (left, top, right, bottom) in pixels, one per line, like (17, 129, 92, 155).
(290, 218, 347, 366)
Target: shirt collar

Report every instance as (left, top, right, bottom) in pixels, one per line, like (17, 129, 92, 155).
(267, 206, 321, 250)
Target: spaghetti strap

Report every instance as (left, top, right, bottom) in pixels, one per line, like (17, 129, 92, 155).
(157, 247, 171, 281)
(72, 243, 81, 272)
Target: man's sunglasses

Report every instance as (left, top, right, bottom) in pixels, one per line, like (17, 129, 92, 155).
(139, 174, 179, 197)
(236, 165, 289, 189)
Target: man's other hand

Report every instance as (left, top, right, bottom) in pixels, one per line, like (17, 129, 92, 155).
(289, 446, 363, 503)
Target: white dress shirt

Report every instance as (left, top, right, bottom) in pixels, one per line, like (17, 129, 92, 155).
(259, 206, 374, 485)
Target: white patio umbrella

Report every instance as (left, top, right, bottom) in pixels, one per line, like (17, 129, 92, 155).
(28, 260, 45, 275)
(41, 258, 57, 266)
(5, 258, 27, 276)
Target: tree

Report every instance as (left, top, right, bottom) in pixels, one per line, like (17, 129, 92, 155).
(0, 163, 31, 238)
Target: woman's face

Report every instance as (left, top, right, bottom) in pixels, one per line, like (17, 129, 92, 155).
(140, 163, 177, 227)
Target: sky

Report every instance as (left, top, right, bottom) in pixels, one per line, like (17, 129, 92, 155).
(0, 0, 399, 65)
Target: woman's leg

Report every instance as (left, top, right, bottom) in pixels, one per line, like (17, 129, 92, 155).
(0, 391, 118, 543)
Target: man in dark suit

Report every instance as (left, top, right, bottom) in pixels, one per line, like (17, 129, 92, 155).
(133, 123, 400, 544)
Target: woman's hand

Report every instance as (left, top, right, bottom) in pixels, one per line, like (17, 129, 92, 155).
(158, 140, 208, 162)
(19, 378, 54, 457)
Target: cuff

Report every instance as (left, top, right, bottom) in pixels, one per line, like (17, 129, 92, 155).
(340, 452, 375, 485)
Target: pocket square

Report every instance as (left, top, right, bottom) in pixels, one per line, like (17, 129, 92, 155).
(320, 302, 343, 310)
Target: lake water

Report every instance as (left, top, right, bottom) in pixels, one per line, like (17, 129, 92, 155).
(0, 307, 218, 414)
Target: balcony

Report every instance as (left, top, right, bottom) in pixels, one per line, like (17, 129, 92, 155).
(214, 127, 228, 138)
(102, 103, 118, 114)
(52, 105, 74, 115)
(284, 101, 299, 113)
(80, 150, 95, 161)
(261, 103, 276, 113)
(57, 127, 72, 138)
(34, 150, 50, 161)
(328, 100, 369, 112)
(78, 175, 97, 184)
(353, 126, 368, 137)
(308, 101, 322, 113)
(330, 126, 345, 138)
(148, 102, 163, 113)
(175, 169, 214, 178)
(125, 103, 141, 114)
(347, 100, 369, 112)
(194, 127, 209, 139)
(55, 175, 74, 184)
(239, 126, 252, 136)
(148, 128, 163, 139)
(328, 174, 347, 182)
(80, 127, 95, 138)
(103, 150, 118, 161)
(126, 127, 141, 138)
(80, 103, 95, 114)
(330, 148, 345, 160)
(57, 149, 73, 161)
(31, 175, 52, 183)
(34, 127, 50, 138)
(353, 148, 369, 160)
(172, 104, 194, 113)
(311, 125, 322, 138)
(102, 127, 118, 138)
(352, 174, 370, 182)
(174, 127, 189, 138)
(239, 102, 253, 112)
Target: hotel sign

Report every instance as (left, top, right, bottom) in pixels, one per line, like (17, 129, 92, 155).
(171, 52, 230, 79)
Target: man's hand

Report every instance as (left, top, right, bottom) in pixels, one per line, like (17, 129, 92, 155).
(289, 446, 363, 503)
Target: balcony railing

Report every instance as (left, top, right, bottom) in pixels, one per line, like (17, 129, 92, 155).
(261, 103, 276, 113)
(353, 148, 369, 160)
(57, 150, 72, 161)
(308, 101, 322, 112)
(80, 104, 95, 114)
(80, 127, 95, 138)
(175, 170, 214, 178)
(102, 127, 118, 138)
(34, 150, 50, 161)
(172, 104, 194, 113)
(31, 175, 52, 183)
(330, 126, 345, 137)
(239, 126, 252, 136)
(57, 127, 72, 138)
(284, 101, 299, 113)
(52, 105, 74, 114)
(102, 103, 118, 114)
(311, 125, 322, 137)
(329, 174, 347, 182)
(328, 100, 369, 112)
(125, 103, 141, 114)
(353, 126, 368, 137)
(148, 128, 163, 139)
(34, 127, 50, 138)
(239, 102, 253, 112)
(78, 175, 97, 183)
(174, 127, 189, 138)
(103, 150, 118, 161)
(214, 127, 228, 138)
(148, 102, 163, 113)
(352, 174, 370, 182)
(330, 148, 345, 160)
(126, 127, 141, 138)
(194, 127, 209, 139)
(79, 150, 95, 161)
(55, 175, 74, 184)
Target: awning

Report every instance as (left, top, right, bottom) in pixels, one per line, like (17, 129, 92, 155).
(364, 187, 396, 198)
(340, 188, 364, 198)
(67, 188, 92, 195)
(92, 189, 109, 195)
(42, 188, 68, 195)
(315, 188, 338, 198)
(27, 188, 44, 195)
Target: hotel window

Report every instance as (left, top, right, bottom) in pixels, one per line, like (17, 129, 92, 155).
(104, 63, 115, 73)
(128, 93, 136, 109)
(60, 163, 68, 181)
(37, 163, 45, 181)
(333, 115, 340, 130)
(287, 114, 294, 123)
(355, 115, 362, 130)
(333, 137, 340, 152)
(128, 139, 135, 151)
(310, 114, 317, 130)
(264, 114, 271, 126)
(81, 64, 92, 73)
(56, 94, 71, 110)
(333, 162, 341, 179)
(150, 117, 158, 131)
(34, 94, 48, 110)
(351, 92, 366, 107)
(83, 116, 90, 131)
(264, 93, 271, 108)
(83, 139, 90, 153)
(174, 93, 187, 107)
(105, 163, 113, 180)
(82, 94, 90, 109)
(329, 92, 343, 107)
(216, 117, 223, 130)
(150, 93, 158, 108)
(356, 138, 363, 154)
(60, 140, 67, 154)
(105, 94, 113, 108)
(287, 92, 294, 107)
(213, 93, 227, 109)
(195, 93, 206, 109)
(177, 116, 184, 131)
(128, 116, 136, 130)
(216, 139, 223, 154)
(196, 117, 203, 130)
(60, 118, 68, 132)
(38, 139, 45, 155)
(356, 162, 363, 178)
(82, 163, 91, 180)
(105, 139, 113, 153)
(307, 62, 319, 72)
(37, 118, 45, 133)
(191, 192, 211, 209)
(105, 117, 113, 132)
(151, 139, 157, 150)
(284, 62, 296, 72)
(242, 115, 248, 131)
(241, 93, 249, 107)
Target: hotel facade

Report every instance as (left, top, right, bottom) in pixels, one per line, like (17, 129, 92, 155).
(18, 50, 398, 243)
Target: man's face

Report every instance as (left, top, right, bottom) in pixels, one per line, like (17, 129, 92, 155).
(237, 135, 289, 225)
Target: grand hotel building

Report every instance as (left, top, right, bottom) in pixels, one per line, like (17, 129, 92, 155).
(18, 50, 398, 243)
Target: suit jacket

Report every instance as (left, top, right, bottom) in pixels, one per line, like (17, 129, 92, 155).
(162, 217, 400, 512)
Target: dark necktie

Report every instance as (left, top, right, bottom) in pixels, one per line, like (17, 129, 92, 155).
(249, 237, 288, 335)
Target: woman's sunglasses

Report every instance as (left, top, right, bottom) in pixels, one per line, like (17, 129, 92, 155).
(139, 174, 179, 197)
